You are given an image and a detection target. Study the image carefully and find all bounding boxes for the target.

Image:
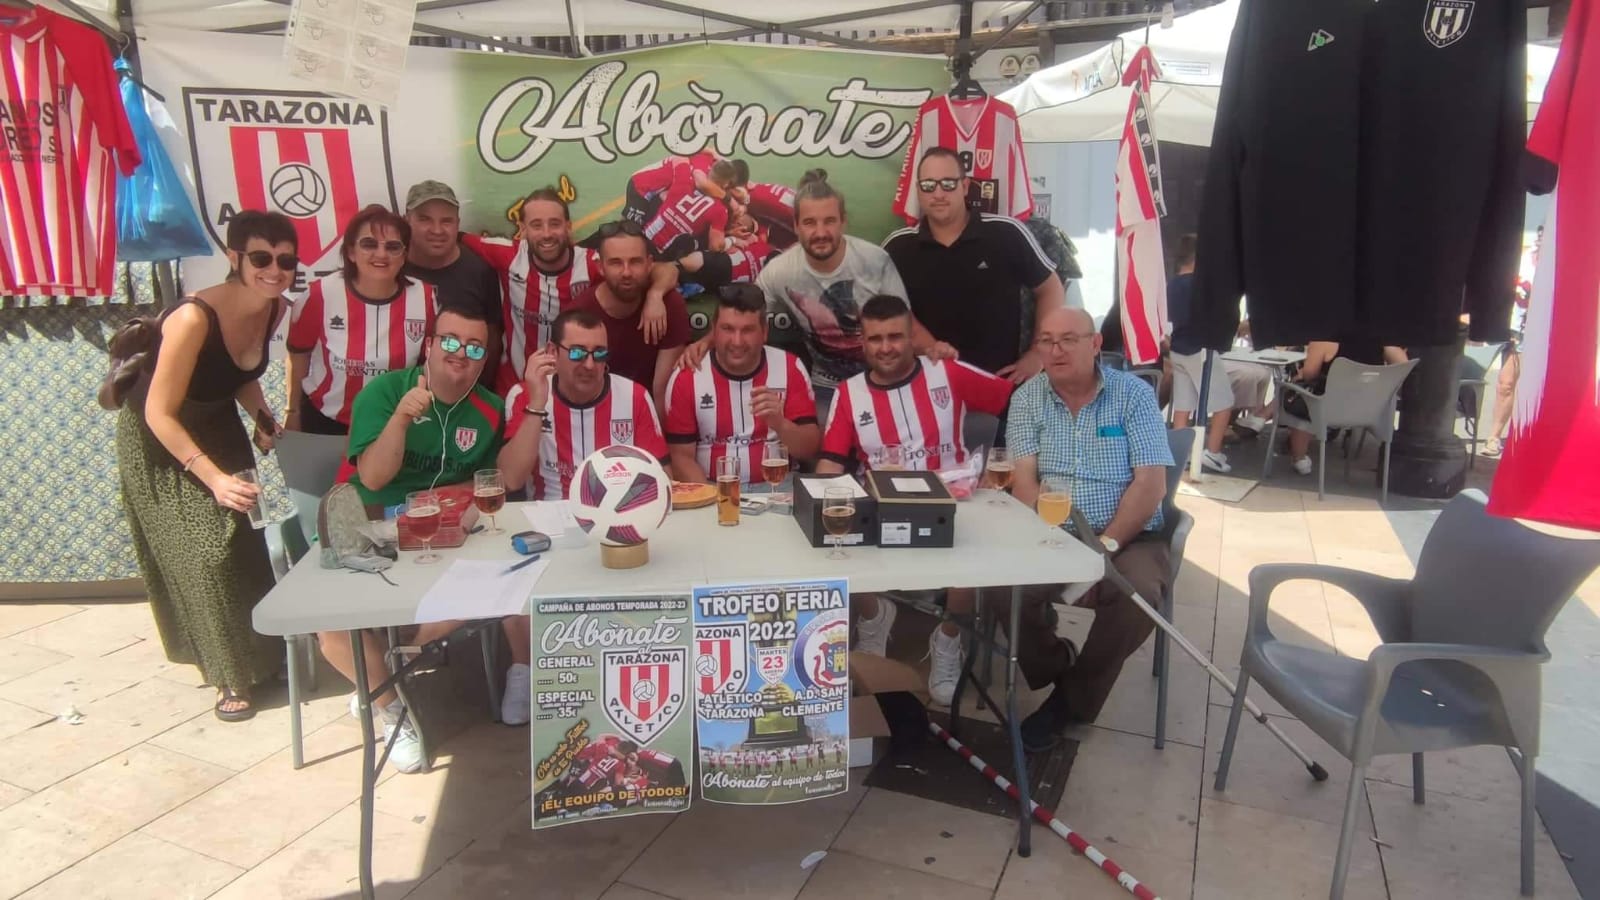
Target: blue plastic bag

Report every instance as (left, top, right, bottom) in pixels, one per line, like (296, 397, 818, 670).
(115, 60, 212, 261)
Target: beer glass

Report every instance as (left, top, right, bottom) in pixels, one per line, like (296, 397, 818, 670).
(405, 489, 443, 564)
(821, 487, 855, 559)
(236, 468, 267, 530)
(761, 442, 789, 495)
(1036, 475, 1073, 548)
(983, 447, 1013, 506)
(716, 455, 741, 526)
(473, 468, 506, 533)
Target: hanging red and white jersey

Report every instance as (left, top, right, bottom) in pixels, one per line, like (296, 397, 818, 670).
(1490, 0, 1600, 530)
(728, 239, 773, 283)
(466, 233, 601, 388)
(892, 96, 1032, 225)
(644, 188, 728, 256)
(0, 8, 139, 296)
(820, 358, 1012, 472)
(287, 273, 437, 424)
(1115, 46, 1169, 367)
(664, 346, 817, 479)
(506, 373, 667, 501)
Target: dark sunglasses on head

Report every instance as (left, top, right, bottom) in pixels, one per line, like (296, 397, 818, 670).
(245, 251, 299, 272)
(557, 343, 610, 363)
(435, 334, 488, 361)
(357, 237, 406, 254)
(596, 220, 644, 238)
(918, 177, 962, 193)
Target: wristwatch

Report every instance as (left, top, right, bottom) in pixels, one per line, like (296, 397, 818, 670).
(523, 408, 549, 421)
(1099, 536, 1121, 554)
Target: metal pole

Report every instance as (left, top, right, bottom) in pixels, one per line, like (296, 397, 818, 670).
(1190, 349, 1214, 480)
(350, 630, 377, 900)
(1006, 585, 1033, 856)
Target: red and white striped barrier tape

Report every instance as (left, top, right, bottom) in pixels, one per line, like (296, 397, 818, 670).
(930, 722, 1161, 900)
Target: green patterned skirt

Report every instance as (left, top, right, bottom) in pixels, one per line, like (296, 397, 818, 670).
(115, 400, 279, 692)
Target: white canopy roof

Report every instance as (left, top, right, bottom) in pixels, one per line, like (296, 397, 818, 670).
(1002, 0, 1559, 146)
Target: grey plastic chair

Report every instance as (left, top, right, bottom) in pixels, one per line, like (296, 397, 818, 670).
(1215, 490, 1600, 900)
(1263, 357, 1418, 503)
(1457, 342, 1506, 467)
(1130, 365, 1163, 398)
(1151, 428, 1195, 749)
(962, 412, 999, 456)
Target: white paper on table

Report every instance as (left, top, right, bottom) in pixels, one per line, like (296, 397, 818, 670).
(890, 477, 931, 493)
(523, 501, 580, 534)
(413, 558, 547, 624)
(798, 476, 868, 499)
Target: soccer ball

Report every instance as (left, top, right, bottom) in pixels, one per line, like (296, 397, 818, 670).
(695, 655, 718, 677)
(268, 163, 328, 218)
(571, 446, 671, 547)
(632, 680, 657, 702)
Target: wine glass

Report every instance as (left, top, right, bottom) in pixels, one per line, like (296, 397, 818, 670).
(822, 487, 855, 560)
(474, 468, 506, 534)
(1035, 475, 1073, 548)
(762, 442, 789, 496)
(983, 447, 1013, 506)
(405, 489, 443, 565)
(874, 444, 904, 471)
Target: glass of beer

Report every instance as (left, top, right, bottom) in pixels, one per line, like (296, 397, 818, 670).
(874, 443, 904, 471)
(716, 455, 741, 527)
(822, 487, 855, 559)
(405, 489, 443, 564)
(1036, 475, 1073, 548)
(762, 442, 789, 495)
(473, 468, 506, 533)
(984, 447, 1013, 505)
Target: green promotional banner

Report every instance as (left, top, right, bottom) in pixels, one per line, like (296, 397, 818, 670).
(529, 595, 695, 828)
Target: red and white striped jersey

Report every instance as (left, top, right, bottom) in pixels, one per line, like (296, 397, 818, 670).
(287, 273, 437, 424)
(644, 188, 728, 255)
(892, 96, 1032, 225)
(728, 239, 773, 283)
(1115, 46, 1169, 367)
(0, 9, 139, 297)
(629, 151, 717, 198)
(664, 346, 818, 479)
(821, 358, 1012, 472)
(506, 373, 667, 501)
(465, 234, 601, 389)
(744, 182, 795, 226)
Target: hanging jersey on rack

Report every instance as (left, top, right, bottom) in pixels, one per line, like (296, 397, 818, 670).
(892, 95, 1031, 225)
(1, 8, 139, 297)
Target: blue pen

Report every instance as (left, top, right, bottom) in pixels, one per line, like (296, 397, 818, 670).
(500, 554, 541, 577)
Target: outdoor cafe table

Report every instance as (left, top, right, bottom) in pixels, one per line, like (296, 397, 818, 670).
(254, 494, 1103, 899)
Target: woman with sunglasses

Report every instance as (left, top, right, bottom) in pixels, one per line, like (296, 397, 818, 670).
(285, 204, 438, 434)
(114, 211, 298, 722)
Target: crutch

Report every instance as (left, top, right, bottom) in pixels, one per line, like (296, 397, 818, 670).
(1068, 506, 1329, 781)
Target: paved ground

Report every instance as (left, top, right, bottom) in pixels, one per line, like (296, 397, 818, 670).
(1, 446, 1595, 900)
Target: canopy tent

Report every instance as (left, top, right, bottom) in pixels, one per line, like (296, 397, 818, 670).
(1001, 0, 1560, 146)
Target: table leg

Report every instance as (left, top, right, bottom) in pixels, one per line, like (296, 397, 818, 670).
(350, 629, 377, 900)
(1007, 586, 1033, 858)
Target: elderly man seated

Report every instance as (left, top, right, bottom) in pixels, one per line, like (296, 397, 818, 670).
(1003, 308, 1175, 751)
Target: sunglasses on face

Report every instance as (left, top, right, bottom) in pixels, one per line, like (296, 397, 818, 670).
(435, 334, 488, 361)
(918, 177, 962, 193)
(557, 343, 610, 363)
(596, 220, 644, 238)
(244, 251, 299, 272)
(357, 237, 406, 254)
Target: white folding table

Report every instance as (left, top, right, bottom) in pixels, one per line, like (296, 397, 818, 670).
(255, 493, 1102, 899)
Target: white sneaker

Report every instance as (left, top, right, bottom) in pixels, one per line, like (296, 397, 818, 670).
(381, 702, 425, 774)
(1292, 455, 1314, 475)
(855, 599, 896, 657)
(501, 663, 531, 726)
(1236, 413, 1268, 433)
(927, 628, 965, 707)
(1201, 449, 1233, 474)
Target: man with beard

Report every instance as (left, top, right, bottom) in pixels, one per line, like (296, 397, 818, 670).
(681, 170, 952, 416)
(465, 188, 675, 392)
(569, 222, 692, 407)
(402, 181, 502, 387)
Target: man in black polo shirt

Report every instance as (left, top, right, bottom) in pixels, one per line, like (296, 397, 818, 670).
(883, 147, 1066, 385)
(403, 180, 504, 387)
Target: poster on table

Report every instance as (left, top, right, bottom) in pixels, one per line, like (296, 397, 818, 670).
(527, 595, 695, 828)
(135, 30, 948, 356)
(693, 579, 850, 805)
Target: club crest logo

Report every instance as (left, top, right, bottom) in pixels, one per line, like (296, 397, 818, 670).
(975, 148, 993, 170)
(694, 623, 749, 698)
(610, 419, 634, 445)
(930, 386, 951, 410)
(454, 426, 478, 453)
(603, 649, 685, 744)
(754, 645, 790, 686)
(1422, 0, 1472, 48)
(184, 89, 396, 273)
(405, 318, 426, 341)
(793, 613, 850, 691)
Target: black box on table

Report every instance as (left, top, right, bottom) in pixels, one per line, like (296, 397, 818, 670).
(792, 474, 878, 549)
(865, 470, 956, 548)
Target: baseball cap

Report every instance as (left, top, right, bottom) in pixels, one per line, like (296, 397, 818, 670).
(405, 180, 459, 212)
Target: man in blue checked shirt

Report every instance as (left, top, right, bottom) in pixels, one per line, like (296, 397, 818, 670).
(1004, 307, 1174, 751)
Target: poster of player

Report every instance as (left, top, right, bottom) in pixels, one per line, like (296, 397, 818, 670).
(529, 596, 694, 828)
(692, 579, 850, 805)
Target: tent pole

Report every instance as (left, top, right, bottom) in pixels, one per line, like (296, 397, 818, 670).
(975, 0, 1043, 60)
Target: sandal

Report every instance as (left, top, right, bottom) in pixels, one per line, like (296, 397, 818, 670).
(215, 688, 256, 722)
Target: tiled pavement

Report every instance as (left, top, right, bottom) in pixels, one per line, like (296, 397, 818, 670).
(1, 480, 1595, 900)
